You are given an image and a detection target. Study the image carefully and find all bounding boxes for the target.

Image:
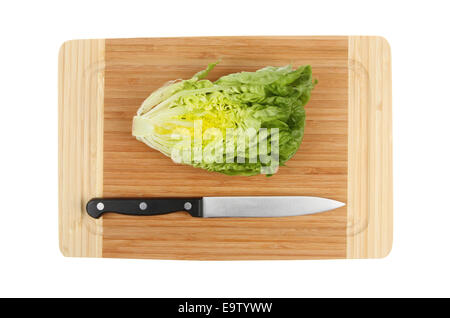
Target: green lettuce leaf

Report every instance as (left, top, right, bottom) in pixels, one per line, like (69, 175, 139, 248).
(132, 63, 316, 176)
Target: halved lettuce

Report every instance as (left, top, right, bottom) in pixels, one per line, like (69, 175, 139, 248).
(132, 63, 316, 176)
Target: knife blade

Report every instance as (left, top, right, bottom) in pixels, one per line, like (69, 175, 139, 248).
(86, 196, 345, 219)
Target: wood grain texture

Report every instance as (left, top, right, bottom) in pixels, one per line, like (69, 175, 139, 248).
(347, 36, 393, 258)
(102, 37, 349, 260)
(58, 36, 392, 260)
(58, 39, 104, 257)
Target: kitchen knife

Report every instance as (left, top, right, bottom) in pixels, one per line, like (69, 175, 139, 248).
(86, 196, 345, 219)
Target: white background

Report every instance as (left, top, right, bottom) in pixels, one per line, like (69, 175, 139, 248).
(1, 0, 449, 298)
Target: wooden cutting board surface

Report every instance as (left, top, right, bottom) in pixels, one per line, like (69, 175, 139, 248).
(58, 36, 392, 260)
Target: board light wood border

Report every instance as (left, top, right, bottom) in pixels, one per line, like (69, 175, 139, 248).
(58, 39, 105, 257)
(347, 36, 393, 258)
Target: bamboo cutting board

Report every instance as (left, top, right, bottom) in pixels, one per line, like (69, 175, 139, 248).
(58, 36, 392, 260)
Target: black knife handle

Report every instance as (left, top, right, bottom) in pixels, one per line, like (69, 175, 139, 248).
(86, 198, 203, 219)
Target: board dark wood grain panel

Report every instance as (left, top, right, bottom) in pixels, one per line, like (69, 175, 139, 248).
(102, 37, 348, 260)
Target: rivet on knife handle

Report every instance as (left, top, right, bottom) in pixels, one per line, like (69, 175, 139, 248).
(86, 198, 203, 219)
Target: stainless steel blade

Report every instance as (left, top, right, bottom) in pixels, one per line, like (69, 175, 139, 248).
(202, 196, 345, 218)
